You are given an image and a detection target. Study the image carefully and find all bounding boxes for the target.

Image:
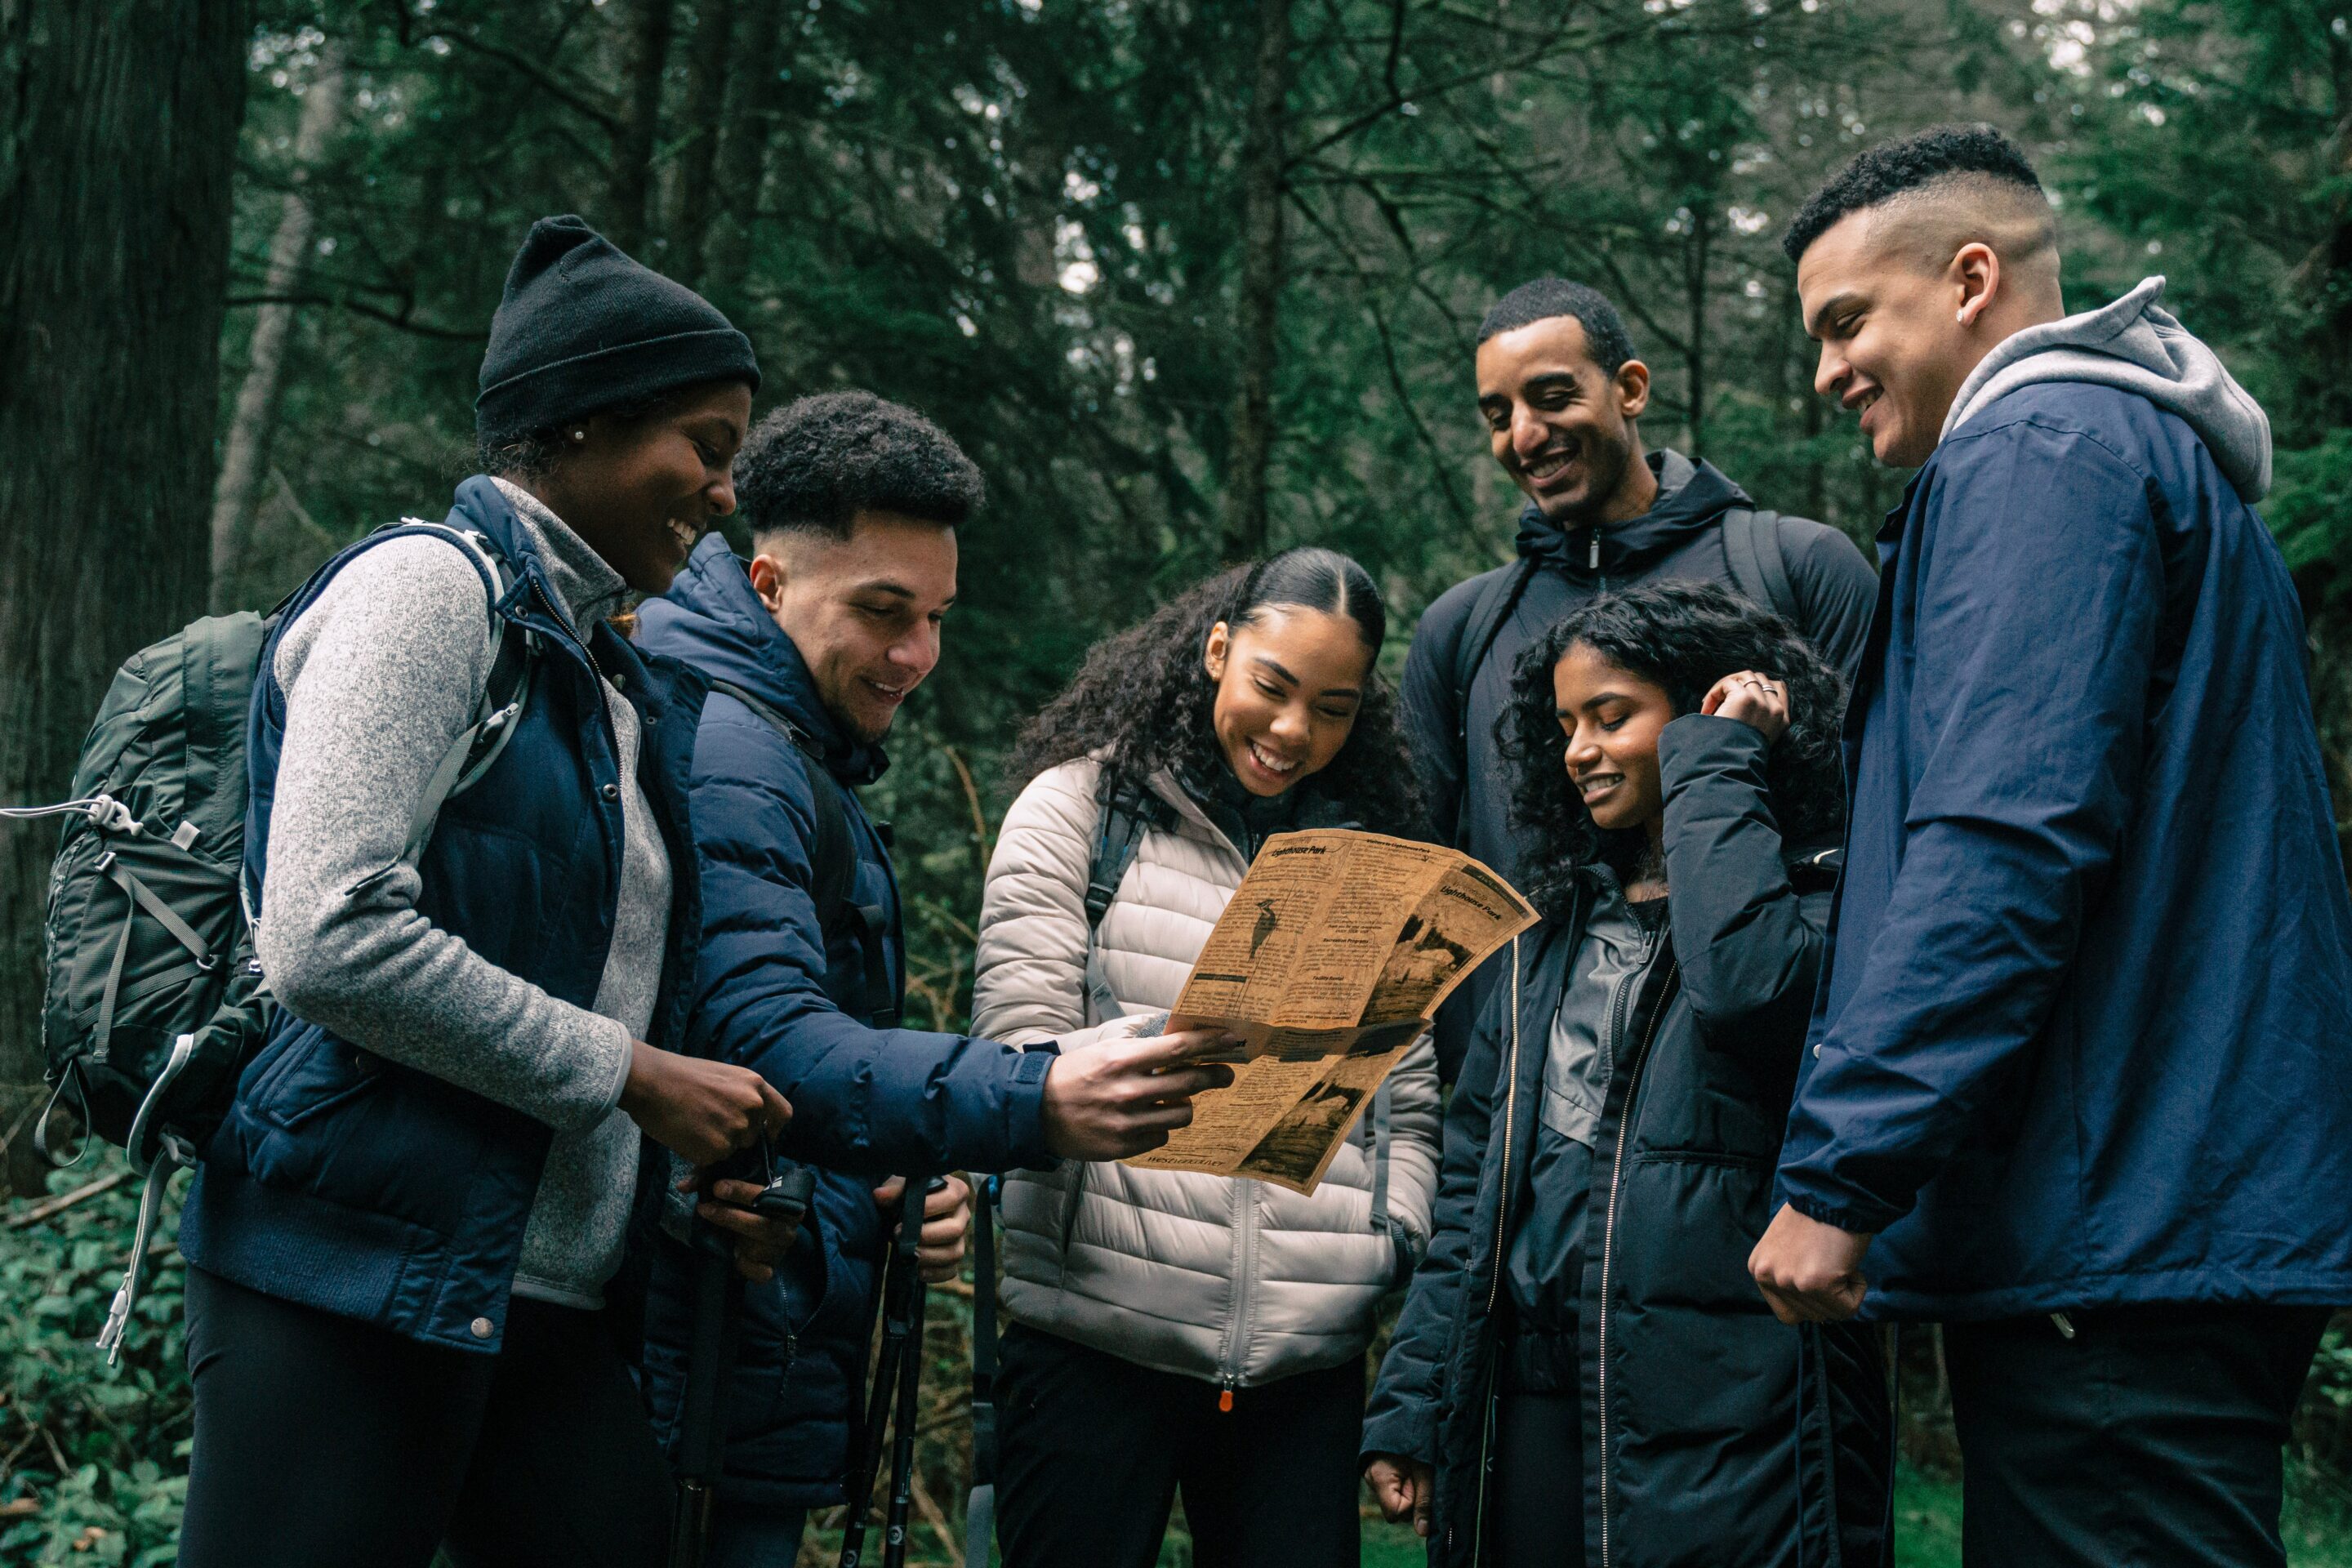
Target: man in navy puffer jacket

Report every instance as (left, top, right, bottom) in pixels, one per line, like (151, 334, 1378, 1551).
(1751, 125, 2352, 1567)
(634, 392, 1229, 1561)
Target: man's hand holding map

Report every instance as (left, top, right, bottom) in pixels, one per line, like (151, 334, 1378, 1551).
(1123, 828, 1537, 1194)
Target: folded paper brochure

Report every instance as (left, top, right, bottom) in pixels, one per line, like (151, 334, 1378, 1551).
(1123, 828, 1537, 1195)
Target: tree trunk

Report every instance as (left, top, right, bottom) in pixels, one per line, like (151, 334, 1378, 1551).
(663, 0, 734, 286)
(1683, 203, 1712, 459)
(1220, 0, 1294, 564)
(208, 40, 345, 613)
(700, 0, 786, 305)
(606, 0, 675, 256)
(0, 0, 247, 1195)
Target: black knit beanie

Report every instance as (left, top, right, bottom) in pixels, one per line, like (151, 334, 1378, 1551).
(475, 215, 760, 441)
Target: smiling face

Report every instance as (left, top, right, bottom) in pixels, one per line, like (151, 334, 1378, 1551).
(1201, 605, 1373, 798)
(531, 380, 752, 595)
(749, 512, 959, 744)
(1474, 315, 1655, 528)
(1552, 641, 1673, 835)
(1796, 174, 2066, 471)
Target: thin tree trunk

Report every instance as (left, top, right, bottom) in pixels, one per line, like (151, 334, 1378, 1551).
(1683, 204, 1711, 459)
(700, 0, 786, 303)
(208, 41, 345, 613)
(664, 0, 734, 286)
(0, 0, 247, 1195)
(1220, 0, 1294, 564)
(607, 0, 675, 255)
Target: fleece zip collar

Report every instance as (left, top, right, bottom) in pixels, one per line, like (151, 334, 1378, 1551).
(1512, 448, 1755, 581)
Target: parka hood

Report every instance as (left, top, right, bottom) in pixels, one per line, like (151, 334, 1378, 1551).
(1513, 448, 1755, 579)
(633, 532, 889, 786)
(1943, 274, 2272, 501)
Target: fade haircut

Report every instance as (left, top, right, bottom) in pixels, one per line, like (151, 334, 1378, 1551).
(739, 390, 984, 546)
(1783, 123, 2054, 266)
(1477, 278, 1638, 376)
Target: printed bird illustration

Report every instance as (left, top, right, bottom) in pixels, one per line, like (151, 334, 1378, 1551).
(1250, 897, 1280, 957)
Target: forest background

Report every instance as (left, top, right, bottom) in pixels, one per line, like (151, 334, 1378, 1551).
(3, 0, 2351, 1562)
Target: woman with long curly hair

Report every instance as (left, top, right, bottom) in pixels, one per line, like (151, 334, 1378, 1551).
(1361, 580, 1891, 1568)
(972, 546, 1438, 1568)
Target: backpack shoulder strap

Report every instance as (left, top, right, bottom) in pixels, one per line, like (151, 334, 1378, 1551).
(706, 679, 857, 932)
(369, 522, 537, 865)
(1722, 507, 1800, 626)
(1450, 559, 1537, 732)
(1085, 768, 1175, 933)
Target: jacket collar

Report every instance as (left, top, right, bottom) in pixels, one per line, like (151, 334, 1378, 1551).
(633, 532, 890, 786)
(1512, 447, 1755, 581)
(488, 477, 632, 635)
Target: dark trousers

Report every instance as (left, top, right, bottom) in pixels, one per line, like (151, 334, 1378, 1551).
(1944, 1303, 2329, 1568)
(178, 1265, 673, 1568)
(1489, 1391, 1587, 1568)
(993, 1321, 1364, 1568)
(711, 1503, 807, 1568)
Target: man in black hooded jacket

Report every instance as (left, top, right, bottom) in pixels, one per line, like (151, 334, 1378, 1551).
(1404, 278, 1878, 1080)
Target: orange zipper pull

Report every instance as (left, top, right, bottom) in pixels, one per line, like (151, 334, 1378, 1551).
(1218, 1388, 1234, 1413)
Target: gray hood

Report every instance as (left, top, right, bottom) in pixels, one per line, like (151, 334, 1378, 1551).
(1942, 275, 2271, 501)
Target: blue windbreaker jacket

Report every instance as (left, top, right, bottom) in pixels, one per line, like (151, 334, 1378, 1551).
(633, 532, 1056, 1508)
(1777, 378, 2352, 1321)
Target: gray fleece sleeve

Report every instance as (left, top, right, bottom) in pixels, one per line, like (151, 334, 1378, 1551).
(256, 536, 633, 1132)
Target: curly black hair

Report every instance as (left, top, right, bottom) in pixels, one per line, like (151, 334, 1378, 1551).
(738, 390, 983, 543)
(1784, 122, 2045, 264)
(1005, 546, 1427, 840)
(1501, 580, 1846, 921)
(1477, 278, 1638, 374)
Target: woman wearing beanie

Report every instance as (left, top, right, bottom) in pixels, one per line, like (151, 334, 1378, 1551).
(174, 216, 785, 1568)
(972, 548, 1441, 1568)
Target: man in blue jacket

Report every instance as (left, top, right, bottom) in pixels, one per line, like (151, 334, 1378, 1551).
(1750, 124, 2352, 1566)
(634, 391, 1229, 1560)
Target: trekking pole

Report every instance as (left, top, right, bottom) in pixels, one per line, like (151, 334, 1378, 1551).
(963, 1174, 1001, 1568)
(880, 1177, 947, 1568)
(839, 1176, 941, 1568)
(669, 1143, 817, 1568)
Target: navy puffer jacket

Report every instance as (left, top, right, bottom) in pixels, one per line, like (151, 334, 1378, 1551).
(633, 533, 1058, 1508)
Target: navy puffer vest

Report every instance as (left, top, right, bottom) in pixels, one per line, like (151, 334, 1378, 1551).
(178, 477, 706, 1353)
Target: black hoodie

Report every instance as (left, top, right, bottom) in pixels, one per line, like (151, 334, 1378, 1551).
(1400, 448, 1877, 1080)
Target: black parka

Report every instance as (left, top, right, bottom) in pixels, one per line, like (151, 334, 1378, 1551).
(1363, 715, 1890, 1568)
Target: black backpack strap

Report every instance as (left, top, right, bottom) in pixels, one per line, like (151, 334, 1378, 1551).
(1085, 768, 1175, 933)
(964, 1172, 1001, 1565)
(1451, 559, 1536, 730)
(1722, 507, 1800, 626)
(706, 679, 897, 1027)
(1445, 558, 1537, 850)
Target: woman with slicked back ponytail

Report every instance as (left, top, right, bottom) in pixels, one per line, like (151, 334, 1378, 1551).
(974, 546, 1439, 1568)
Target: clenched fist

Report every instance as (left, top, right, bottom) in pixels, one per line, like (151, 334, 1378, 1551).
(619, 1040, 790, 1168)
(1748, 1202, 1872, 1324)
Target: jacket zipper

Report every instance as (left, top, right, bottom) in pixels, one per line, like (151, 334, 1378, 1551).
(530, 577, 623, 806)
(1468, 938, 1525, 1565)
(1597, 953, 1676, 1568)
(1217, 1175, 1256, 1406)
